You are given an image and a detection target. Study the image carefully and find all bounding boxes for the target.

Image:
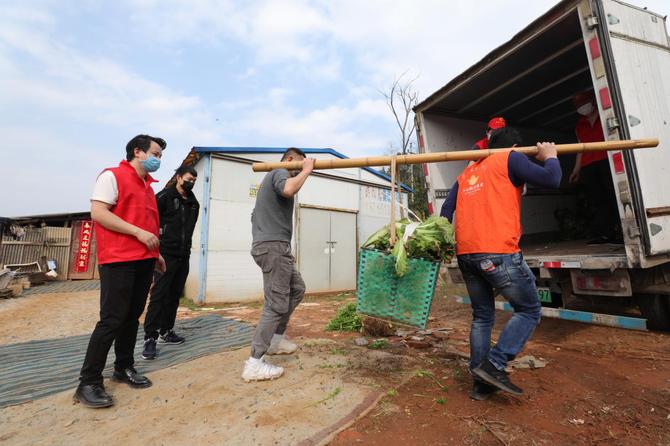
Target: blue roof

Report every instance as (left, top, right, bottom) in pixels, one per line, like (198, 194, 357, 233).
(193, 146, 414, 193)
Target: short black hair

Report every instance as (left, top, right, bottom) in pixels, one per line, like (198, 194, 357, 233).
(125, 134, 167, 161)
(281, 147, 306, 161)
(488, 127, 522, 149)
(175, 165, 198, 177)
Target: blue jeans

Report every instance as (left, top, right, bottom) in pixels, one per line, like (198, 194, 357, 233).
(457, 252, 541, 373)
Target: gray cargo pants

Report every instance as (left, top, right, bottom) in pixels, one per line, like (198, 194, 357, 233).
(250, 241, 306, 359)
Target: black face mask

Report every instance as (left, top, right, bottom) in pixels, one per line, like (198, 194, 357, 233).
(181, 181, 195, 192)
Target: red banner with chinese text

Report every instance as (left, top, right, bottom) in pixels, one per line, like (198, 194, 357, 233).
(74, 220, 93, 273)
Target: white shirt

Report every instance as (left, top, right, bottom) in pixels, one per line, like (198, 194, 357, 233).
(91, 171, 119, 205)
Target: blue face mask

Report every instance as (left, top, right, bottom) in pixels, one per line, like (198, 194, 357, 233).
(141, 155, 161, 173)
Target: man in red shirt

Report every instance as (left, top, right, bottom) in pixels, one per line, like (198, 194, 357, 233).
(74, 134, 167, 408)
(472, 117, 506, 150)
(569, 91, 621, 244)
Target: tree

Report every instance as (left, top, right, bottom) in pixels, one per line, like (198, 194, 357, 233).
(380, 73, 429, 218)
(380, 72, 419, 156)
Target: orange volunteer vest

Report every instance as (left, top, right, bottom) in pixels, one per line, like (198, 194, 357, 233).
(455, 152, 523, 255)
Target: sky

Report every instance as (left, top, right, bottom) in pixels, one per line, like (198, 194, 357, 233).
(1, 0, 668, 217)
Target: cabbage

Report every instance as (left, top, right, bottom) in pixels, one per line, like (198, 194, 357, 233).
(391, 238, 408, 276)
(362, 216, 455, 276)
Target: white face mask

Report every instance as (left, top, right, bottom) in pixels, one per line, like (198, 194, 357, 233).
(577, 103, 594, 116)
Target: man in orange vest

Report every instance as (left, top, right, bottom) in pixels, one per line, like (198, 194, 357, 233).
(441, 127, 561, 400)
(472, 117, 506, 150)
(74, 134, 167, 408)
(569, 90, 621, 244)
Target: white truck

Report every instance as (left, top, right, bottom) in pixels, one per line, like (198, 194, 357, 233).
(414, 0, 670, 329)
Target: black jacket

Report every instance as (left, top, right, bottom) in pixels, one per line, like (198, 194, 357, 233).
(156, 186, 200, 257)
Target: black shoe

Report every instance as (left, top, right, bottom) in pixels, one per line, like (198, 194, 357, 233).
(73, 384, 114, 408)
(158, 330, 185, 345)
(472, 360, 523, 396)
(142, 338, 157, 360)
(112, 367, 152, 389)
(470, 381, 498, 401)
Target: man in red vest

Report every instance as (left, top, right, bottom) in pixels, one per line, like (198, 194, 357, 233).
(441, 128, 561, 400)
(472, 117, 506, 150)
(74, 134, 167, 408)
(569, 90, 621, 244)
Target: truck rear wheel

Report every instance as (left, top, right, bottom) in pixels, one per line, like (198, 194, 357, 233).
(635, 294, 670, 331)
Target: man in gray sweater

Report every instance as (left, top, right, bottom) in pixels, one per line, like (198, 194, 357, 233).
(242, 148, 315, 382)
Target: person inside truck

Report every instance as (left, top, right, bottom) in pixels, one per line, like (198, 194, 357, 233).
(471, 116, 506, 150)
(440, 127, 561, 400)
(569, 90, 622, 245)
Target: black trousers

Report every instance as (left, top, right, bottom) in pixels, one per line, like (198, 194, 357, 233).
(79, 258, 155, 385)
(144, 255, 190, 340)
(581, 159, 620, 239)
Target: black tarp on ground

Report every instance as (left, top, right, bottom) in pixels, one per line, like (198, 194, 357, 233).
(0, 314, 255, 408)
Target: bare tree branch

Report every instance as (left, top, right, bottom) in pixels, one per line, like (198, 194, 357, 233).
(381, 72, 419, 155)
(380, 71, 428, 217)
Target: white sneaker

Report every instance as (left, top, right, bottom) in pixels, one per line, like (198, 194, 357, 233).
(242, 356, 284, 382)
(266, 334, 298, 355)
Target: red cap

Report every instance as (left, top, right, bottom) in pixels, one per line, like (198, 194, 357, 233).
(487, 117, 506, 130)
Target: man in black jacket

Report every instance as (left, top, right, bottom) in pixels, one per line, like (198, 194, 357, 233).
(142, 165, 200, 360)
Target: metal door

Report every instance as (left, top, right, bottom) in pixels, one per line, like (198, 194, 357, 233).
(596, 0, 670, 255)
(329, 211, 357, 291)
(298, 207, 331, 293)
(298, 206, 357, 293)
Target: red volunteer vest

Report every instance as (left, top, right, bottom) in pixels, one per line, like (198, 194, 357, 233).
(576, 115, 607, 167)
(455, 152, 523, 255)
(95, 160, 160, 265)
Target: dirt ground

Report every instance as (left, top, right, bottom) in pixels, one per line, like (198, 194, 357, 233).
(0, 291, 392, 446)
(0, 290, 102, 343)
(1, 280, 670, 445)
(329, 285, 670, 446)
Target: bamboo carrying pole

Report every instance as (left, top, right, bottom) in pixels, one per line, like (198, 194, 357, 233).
(390, 157, 397, 246)
(251, 138, 659, 172)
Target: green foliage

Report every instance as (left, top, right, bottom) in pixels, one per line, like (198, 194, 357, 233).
(362, 225, 391, 251)
(329, 347, 349, 355)
(362, 216, 455, 276)
(179, 297, 199, 311)
(317, 362, 346, 369)
(415, 370, 449, 392)
(325, 303, 363, 332)
(305, 387, 342, 408)
(391, 238, 408, 276)
(368, 339, 390, 350)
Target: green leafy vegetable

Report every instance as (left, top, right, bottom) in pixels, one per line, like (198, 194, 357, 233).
(325, 302, 363, 332)
(362, 216, 455, 276)
(391, 239, 408, 276)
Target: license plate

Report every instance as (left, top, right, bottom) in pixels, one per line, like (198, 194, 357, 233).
(538, 287, 552, 303)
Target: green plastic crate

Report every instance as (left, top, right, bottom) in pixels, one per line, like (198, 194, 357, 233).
(356, 248, 441, 329)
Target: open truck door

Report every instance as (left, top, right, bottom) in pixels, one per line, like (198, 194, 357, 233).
(586, 0, 670, 257)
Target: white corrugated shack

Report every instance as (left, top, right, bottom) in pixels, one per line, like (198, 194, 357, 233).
(179, 147, 411, 304)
